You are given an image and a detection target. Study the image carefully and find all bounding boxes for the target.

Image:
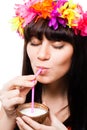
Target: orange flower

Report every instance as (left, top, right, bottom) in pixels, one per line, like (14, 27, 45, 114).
(31, 0, 54, 20)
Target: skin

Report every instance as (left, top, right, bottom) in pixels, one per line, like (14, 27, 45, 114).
(27, 35, 73, 84)
(0, 35, 73, 130)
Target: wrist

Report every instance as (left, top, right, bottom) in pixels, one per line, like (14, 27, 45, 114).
(0, 106, 16, 130)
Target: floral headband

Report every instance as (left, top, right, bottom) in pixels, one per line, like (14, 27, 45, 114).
(11, 0, 87, 38)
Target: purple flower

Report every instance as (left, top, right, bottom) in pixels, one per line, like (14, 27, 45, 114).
(49, 17, 58, 30)
(48, 17, 66, 30)
(48, 0, 67, 29)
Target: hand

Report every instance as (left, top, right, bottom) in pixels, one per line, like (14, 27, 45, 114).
(16, 112, 68, 130)
(0, 75, 37, 118)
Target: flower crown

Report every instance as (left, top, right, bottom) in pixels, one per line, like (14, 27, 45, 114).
(11, 0, 87, 38)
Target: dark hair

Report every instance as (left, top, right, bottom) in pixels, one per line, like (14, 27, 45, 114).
(22, 18, 76, 104)
(15, 18, 87, 130)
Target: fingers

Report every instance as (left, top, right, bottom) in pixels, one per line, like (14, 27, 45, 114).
(1, 97, 25, 112)
(3, 97, 25, 110)
(3, 75, 37, 91)
(16, 114, 67, 130)
(0, 89, 20, 106)
(16, 117, 33, 130)
(0, 89, 25, 111)
(18, 87, 30, 97)
(22, 116, 41, 129)
(13, 75, 37, 88)
(0, 75, 38, 118)
(0, 89, 20, 99)
(50, 112, 67, 130)
(22, 116, 52, 130)
(1, 75, 37, 105)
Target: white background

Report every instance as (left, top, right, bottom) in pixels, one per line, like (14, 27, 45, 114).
(0, 0, 24, 89)
(0, 0, 86, 89)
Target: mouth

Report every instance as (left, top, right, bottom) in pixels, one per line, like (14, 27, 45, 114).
(36, 66, 48, 75)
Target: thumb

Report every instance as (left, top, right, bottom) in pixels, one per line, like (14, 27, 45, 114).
(50, 112, 67, 130)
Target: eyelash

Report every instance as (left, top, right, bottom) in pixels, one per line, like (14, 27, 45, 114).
(30, 42, 40, 46)
(30, 42, 64, 49)
(53, 45, 64, 49)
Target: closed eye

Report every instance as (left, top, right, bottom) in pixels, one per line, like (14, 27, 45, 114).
(53, 45, 64, 49)
(30, 42, 41, 46)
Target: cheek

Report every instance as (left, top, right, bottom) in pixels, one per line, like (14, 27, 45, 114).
(27, 46, 35, 61)
(27, 51, 34, 61)
(58, 53, 72, 66)
(26, 47, 35, 71)
(52, 47, 73, 75)
(54, 46, 73, 66)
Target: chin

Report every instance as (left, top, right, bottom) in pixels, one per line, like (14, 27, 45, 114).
(37, 77, 53, 84)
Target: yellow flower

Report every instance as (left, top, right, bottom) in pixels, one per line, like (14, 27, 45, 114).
(58, 0, 80, 27)
(11, 16, 24, 37)
(63, 9, 80, 27)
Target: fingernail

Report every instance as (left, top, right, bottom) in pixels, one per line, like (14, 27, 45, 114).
(16, 117, 20, 121)
(16, 120, 21, 126)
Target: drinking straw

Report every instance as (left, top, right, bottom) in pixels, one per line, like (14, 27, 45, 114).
(31, 68, 42, 112)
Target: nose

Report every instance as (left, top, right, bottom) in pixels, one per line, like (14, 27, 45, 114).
(37, 42, 50, 61)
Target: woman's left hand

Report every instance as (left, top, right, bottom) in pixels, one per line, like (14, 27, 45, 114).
(16, 112, 68, 130)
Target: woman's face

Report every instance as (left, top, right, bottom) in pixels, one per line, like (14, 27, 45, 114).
(27, 35, 74, 84)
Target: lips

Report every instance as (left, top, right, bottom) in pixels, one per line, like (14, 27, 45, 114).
(36, 66, 48, 75)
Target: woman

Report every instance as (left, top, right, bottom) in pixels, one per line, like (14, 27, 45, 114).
(0, 0, 87, 130)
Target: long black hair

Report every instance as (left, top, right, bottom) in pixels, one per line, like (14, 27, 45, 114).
(15, 18, 87, 130)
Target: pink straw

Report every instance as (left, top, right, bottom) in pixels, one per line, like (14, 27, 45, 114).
(31, 68, 42, 112)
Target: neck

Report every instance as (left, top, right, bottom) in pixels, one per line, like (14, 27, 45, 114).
(43, 77, 68, 97)
(42, 80, 70, 123)
(42, 78, 69, 117)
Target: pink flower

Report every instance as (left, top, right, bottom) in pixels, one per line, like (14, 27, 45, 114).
(11, 0, 87, 37)
(76, 12, 87, 36)
(15, 0, 42, 27)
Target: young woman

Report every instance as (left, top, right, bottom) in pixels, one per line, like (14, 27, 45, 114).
(0, 0, 87, 130)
